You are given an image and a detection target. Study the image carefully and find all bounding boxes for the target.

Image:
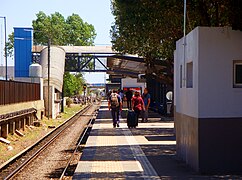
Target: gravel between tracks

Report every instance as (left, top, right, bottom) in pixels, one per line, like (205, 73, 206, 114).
(14, 104, 98, 180)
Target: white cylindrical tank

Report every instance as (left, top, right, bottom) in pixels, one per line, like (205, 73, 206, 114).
(40, 46, 66, 92)
(29, 63, 42, 78)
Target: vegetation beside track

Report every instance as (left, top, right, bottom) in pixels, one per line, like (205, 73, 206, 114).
(0, 104, 84, 165)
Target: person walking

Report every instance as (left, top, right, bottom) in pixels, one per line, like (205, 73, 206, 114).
(142, 88, 151, 122)
(108, 89, 122, 128)
(118, 89, 124, 118)
(126, 88, 133, 109)
(132, 91, 145, 126)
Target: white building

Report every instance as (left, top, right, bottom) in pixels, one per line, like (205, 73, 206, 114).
(174, 27, 242, 173)
(121, 77, 146, 93)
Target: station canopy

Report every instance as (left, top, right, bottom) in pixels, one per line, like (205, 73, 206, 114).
(107, 55, 166, 78)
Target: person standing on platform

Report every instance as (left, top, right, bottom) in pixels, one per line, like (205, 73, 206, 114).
(126, 88, 133, 109)
(119, 89, 124, 104)
(132, 91, 145, 126)
(108, 89, 122, 128)
(142, 88, 151, 122)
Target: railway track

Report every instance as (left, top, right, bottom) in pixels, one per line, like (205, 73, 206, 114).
(0, 103, 99, 180)
(59, 109, 96, 179)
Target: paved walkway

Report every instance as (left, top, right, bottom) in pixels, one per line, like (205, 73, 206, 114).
(73, 101, 241, 180)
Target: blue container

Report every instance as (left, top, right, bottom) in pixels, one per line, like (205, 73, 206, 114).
(14, 27, 32, 77)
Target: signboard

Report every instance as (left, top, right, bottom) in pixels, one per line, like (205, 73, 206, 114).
(123, 87, 142, 93)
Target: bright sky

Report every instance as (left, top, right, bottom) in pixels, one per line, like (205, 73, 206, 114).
(0, 0, 114, 83)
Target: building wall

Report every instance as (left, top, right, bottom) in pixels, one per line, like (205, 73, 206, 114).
(175, 111, 199, 171)
(0, 100, 44, 119)
(175, 26, 242, 173)
(174, 27, 200, 170)
(198, 27, 242, 118)
(175, 27, 199, 118)
(121, 77, 146, 93)
(175, 27, 242, 119)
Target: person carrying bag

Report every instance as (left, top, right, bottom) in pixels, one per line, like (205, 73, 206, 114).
(132, 91, 145, 127)
(108, 89, 122, 128)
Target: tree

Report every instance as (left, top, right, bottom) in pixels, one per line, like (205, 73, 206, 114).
(32, 11, 96, 46)
(6, 32, 14, 57)
(5, 12, 94, 95)
(6, 11, 96, 56)
(65, 14, 96, 46)
(111, 0, 184, 86)
(63, 72, 85, 97)
(111, 0, 234, 86)
(33, 12, 96, 70)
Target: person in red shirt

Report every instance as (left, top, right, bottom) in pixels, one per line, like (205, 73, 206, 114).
(132, 91, 145, 126)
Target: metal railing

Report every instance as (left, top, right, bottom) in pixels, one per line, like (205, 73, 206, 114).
(0, 80, 40, 106)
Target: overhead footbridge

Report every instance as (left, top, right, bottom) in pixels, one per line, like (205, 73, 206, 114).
(32, 45, 166, 78)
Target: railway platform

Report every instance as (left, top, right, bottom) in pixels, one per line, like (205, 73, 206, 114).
(72, 101, 210, 179)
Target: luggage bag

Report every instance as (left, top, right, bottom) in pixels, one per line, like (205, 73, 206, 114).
(127, 110, 137, 128)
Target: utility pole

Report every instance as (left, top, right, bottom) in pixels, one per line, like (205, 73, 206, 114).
(0, 16, 7, 80)
(83, 84, 87, 104)
(47, 38, 51, 120)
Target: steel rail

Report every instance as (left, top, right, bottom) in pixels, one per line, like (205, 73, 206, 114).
(3, 104, 92, 180)
(59, 108, 97, 179)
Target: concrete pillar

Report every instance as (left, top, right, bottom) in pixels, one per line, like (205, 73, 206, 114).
(15, 119, 20, 130)
(19, 118, 23, 129)
(19, 119, 22, 129)
(44, 86, 54, 119)
(26, 116, 30, 126)
(40, 78, 44, 100)
(30, 114, 34, 125)
(21, 118, 26, 131)
(9, 121, 16, 135)
(1, 123, 9, 138)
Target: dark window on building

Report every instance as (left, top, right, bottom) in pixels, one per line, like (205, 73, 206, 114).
(186, 62, 193, 88)
(233, 61, 242, 87)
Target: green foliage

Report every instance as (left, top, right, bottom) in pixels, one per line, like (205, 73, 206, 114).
(65, 14, 96, 46)
(111, 0, 233, 86)
(6, 11, 96, 57)
(6, 32, 14, 57)
(66, 97, 73, 107)
(63, 72, 85, 97)
(32, 11, 96, 46)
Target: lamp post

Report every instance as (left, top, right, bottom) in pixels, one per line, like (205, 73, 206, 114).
(0, 16, 7, 80)
(83, 84, 87, 104)
(47, 38, 51, 120)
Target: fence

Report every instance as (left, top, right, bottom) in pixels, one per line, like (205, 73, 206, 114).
(0, 80, 40, 106)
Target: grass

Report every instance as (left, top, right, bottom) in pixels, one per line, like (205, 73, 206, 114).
(0, 104, 84, 164)
(37, 104, 84, 128)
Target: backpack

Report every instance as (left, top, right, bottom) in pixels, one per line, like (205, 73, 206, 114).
(110, 93, 119, 108)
